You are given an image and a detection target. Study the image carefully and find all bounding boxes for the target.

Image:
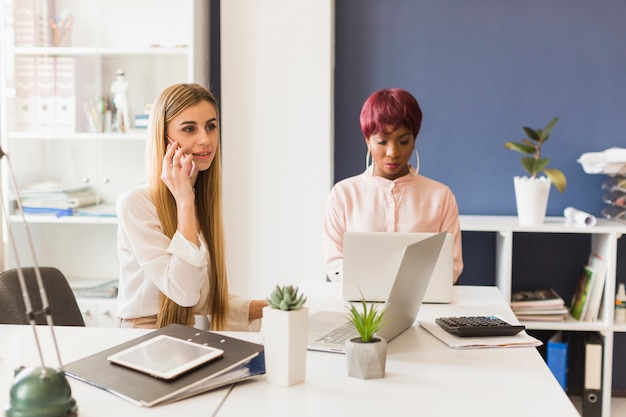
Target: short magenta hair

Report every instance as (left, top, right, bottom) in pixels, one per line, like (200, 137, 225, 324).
(359, 88, 422, 139)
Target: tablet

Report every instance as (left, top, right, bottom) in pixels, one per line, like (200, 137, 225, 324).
(107, 335, 224, 380)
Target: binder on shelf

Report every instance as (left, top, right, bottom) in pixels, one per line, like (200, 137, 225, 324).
(63, 323, 265, 407)
(582, 332, 603, 417)
(546, 331, 568, 390)
(34, 56, 55, 132)
(14, 57, 37, 131)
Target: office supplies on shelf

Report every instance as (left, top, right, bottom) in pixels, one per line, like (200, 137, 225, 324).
(547, 331, 568, 390)
(434, 316, 525, 337)
(564, 207, 597, 227)
(343, 231, 453, 303)
(63, 323, 265, 407)
(582, 332, 604, 417)
(308, 233, 444, 353)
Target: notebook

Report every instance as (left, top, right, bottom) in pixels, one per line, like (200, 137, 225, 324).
(342, 231, 453, 303)
(307, 232, 445, 353)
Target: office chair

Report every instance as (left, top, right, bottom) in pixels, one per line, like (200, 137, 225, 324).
(0, 266, 86, 326)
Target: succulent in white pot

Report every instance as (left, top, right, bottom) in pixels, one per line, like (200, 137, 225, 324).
(262, 285, 308, 386)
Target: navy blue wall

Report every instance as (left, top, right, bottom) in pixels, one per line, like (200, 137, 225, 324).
(335, 0, 626, 393)
(335, 0, 626, 217)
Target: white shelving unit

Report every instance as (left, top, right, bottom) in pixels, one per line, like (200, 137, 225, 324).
(0, 0, 209, 320)
(460, 214, 626, 417)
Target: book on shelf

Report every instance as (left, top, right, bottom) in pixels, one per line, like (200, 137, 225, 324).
(583, 253, 607, 322)
(511, 288, 565, 309)
(569, 254, 607, 322)
(63, 323, 265, 407)
(570, 266, 594, 321)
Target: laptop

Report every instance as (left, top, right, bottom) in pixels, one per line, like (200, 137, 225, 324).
(307, 232, 445, 353)
(343, 231, 453, 303)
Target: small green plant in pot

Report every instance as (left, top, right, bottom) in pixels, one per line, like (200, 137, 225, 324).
(346, 298, 385, 343)
(504, 116, 567, 193)
(263, 284, 308, 386)
(345, 297, 387, 379)
(266, 285, 307, 311)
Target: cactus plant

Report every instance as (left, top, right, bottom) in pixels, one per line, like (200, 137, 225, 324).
(266, 285, 307, 311)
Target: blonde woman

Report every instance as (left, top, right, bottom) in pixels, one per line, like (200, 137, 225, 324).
(116, 83, 266, 330)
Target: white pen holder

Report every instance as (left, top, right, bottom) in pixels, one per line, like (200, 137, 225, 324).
(564, 207, 597, 227)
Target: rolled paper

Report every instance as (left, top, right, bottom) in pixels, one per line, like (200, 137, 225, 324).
(564, 207, 597, 227)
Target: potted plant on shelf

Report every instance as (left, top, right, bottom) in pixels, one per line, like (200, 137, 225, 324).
(345, 297, 387, 379)
(262, 285, 308, 386)
(504, 116, 567, 226)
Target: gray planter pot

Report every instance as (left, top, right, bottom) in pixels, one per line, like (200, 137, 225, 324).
(345, 337, 387, 379)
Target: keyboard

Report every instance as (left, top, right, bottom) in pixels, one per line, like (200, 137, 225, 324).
(435, 315, 525, 337)
(316, 321, 359, 344)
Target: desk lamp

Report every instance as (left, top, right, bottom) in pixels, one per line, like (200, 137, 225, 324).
(0, 147, 78, 417)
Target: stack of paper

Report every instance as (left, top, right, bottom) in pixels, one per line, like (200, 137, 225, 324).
(17, 181, 102, 216)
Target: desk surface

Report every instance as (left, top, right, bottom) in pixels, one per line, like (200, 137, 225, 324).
(0, 285, 580, 417)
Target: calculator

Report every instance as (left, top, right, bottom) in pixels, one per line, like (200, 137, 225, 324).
(435, 316, 525, 337)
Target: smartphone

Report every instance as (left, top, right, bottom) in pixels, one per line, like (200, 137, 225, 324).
(168, 137, 195, 178)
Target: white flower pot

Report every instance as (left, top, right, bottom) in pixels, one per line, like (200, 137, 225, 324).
(345, 337, 387, 379)
(513, 176, 551, 226)
(262, 306, 308, 386)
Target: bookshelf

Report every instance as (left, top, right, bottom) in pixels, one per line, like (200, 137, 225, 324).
(0, 0, 210, 317)
(460, 214, 626, 417)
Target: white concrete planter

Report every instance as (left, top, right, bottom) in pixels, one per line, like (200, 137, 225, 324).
(513, 176, 551, 226)
(262, 306, 308, 386)
(345, 337, 387, 379)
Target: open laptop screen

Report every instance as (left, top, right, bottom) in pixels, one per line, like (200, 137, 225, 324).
(342, 232, 453, 303)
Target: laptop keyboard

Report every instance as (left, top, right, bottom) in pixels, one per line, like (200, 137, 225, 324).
(316, 321, 359, 344)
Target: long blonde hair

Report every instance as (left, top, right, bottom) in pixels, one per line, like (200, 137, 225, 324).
(146, 83, 229, 330)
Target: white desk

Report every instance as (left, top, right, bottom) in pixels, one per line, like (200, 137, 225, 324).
(221, 284, 581, 417)
(0, 285, 580, 417)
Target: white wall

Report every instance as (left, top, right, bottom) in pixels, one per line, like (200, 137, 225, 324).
(220, 1, 334, 299)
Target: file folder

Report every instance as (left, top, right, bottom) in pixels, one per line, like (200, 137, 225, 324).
(64, 324, 265, 407)
(547, 331, 568, 390)
(582, 332, 603, 417)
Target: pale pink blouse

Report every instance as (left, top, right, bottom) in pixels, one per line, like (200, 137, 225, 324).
(323, 166, 463, 283)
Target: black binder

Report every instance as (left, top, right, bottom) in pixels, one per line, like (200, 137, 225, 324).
(63, 324, 265, 407)
(582, 331, 603, 417)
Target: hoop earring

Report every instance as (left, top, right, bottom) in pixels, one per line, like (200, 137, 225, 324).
(413, 148, 420, 176)
(365, 148, 373, 172)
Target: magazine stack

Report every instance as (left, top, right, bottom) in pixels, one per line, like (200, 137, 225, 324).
(510, 288, 568, 321)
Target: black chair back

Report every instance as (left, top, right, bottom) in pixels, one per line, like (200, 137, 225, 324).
(0, 266, 85, 326)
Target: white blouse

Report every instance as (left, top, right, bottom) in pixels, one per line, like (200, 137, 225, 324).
(115, 184, 258, 331)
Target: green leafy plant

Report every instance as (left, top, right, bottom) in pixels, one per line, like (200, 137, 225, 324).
(266, 285, 307, 311)
(346, 298, 385, 343)
(504, 116, 567, 193)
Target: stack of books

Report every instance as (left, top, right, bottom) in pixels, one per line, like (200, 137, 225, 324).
(510, 288, 568, 321)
